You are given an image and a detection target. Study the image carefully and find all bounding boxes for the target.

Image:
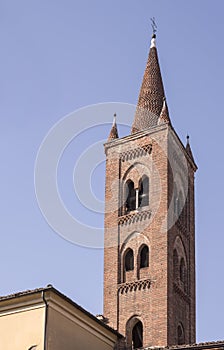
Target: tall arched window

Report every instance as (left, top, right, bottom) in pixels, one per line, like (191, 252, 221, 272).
(138, 175, 149, 208)
(125, 180, 136, 213)
(132, 321, 143, 349)
(124, 248, 134, 271)
(177, 323, 185, 345)
(173, 249, 178, 281)
(140, 245, 149, 268)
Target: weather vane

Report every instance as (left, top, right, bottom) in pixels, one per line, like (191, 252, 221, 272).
(150, 17, 157, 35)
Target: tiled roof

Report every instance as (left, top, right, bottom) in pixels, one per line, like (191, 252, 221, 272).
(0, 286, 50, 301)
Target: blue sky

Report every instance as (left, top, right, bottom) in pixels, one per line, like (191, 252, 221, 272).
(1, 0, 224, 343)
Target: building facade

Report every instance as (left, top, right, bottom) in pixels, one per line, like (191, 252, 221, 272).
(0, 286, 122, 350)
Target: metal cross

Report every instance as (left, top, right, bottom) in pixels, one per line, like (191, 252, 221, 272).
(150, 17, 157, 35)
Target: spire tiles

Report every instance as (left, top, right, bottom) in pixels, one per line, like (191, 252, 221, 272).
(131, 33, 168, 133)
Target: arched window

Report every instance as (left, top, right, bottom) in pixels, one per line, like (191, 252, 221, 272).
(138, 175, 149, 208)
(173, 249, 178, 281)
(132, 321, 143, 349)
(124, 249, 134, 271)
(125, 180, 136, 213)
(177, 323, 185, 345)
(140, 245, 149, 268)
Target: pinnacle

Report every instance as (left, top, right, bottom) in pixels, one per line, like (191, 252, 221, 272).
(185, 135, 195, 163)
(158, 98, 171, 125)
(107, 113, 119, 141)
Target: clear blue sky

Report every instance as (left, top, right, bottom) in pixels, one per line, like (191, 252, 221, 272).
(1, 0, 224, 343)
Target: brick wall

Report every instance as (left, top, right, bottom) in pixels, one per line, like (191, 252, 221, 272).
(104, 124, 196, 348)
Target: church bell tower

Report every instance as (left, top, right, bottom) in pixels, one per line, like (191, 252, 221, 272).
(103, 33, 197, 349)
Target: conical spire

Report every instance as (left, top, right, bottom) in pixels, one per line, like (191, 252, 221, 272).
(131, 34, 167, 133)
(108, 113, 119, 141)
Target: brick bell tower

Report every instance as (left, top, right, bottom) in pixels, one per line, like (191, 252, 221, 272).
(104, 33, 197, 349)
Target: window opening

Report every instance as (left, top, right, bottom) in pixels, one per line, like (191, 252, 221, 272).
(177, 324, 185, 345)
(125, 249, 134, 271)
(125, 180, 136, 213)
(132, 321, 143, 349)
(138, 176, 149, 208)
(140, 245, 149, 268)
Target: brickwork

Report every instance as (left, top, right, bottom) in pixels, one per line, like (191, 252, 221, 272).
(167, 130, 197, 345)
(104, 125, 197, 348)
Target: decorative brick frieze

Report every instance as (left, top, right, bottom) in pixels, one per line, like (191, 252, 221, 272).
(118, 209, 151, 226)
(120, 144, 152, 162)
(118, 278, 151, 294)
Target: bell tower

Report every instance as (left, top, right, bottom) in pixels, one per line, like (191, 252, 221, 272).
(103, 33, 197, 349)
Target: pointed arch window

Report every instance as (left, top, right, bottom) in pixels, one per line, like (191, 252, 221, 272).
(125, 180, 136, 213)
(177, 323, 185, 345)
(140, 245, 149, 268)
(132, 321, 143, 349)
(124, 248, 134, 271)
(138, 175, 149, 208)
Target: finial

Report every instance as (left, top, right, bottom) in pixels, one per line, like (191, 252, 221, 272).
(150, 18, 157, 48)
(187, 134, 190, 144)
(150, 17, 157, 37)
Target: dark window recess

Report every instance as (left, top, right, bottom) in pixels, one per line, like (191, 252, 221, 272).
(140, 245, 149, 268)
(125, 180, 136, 213)
(125, 249, 134, 271)
(138, 176, 149, 208)
(177, 324, 185, 345)
(132, 321, 143, 349)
